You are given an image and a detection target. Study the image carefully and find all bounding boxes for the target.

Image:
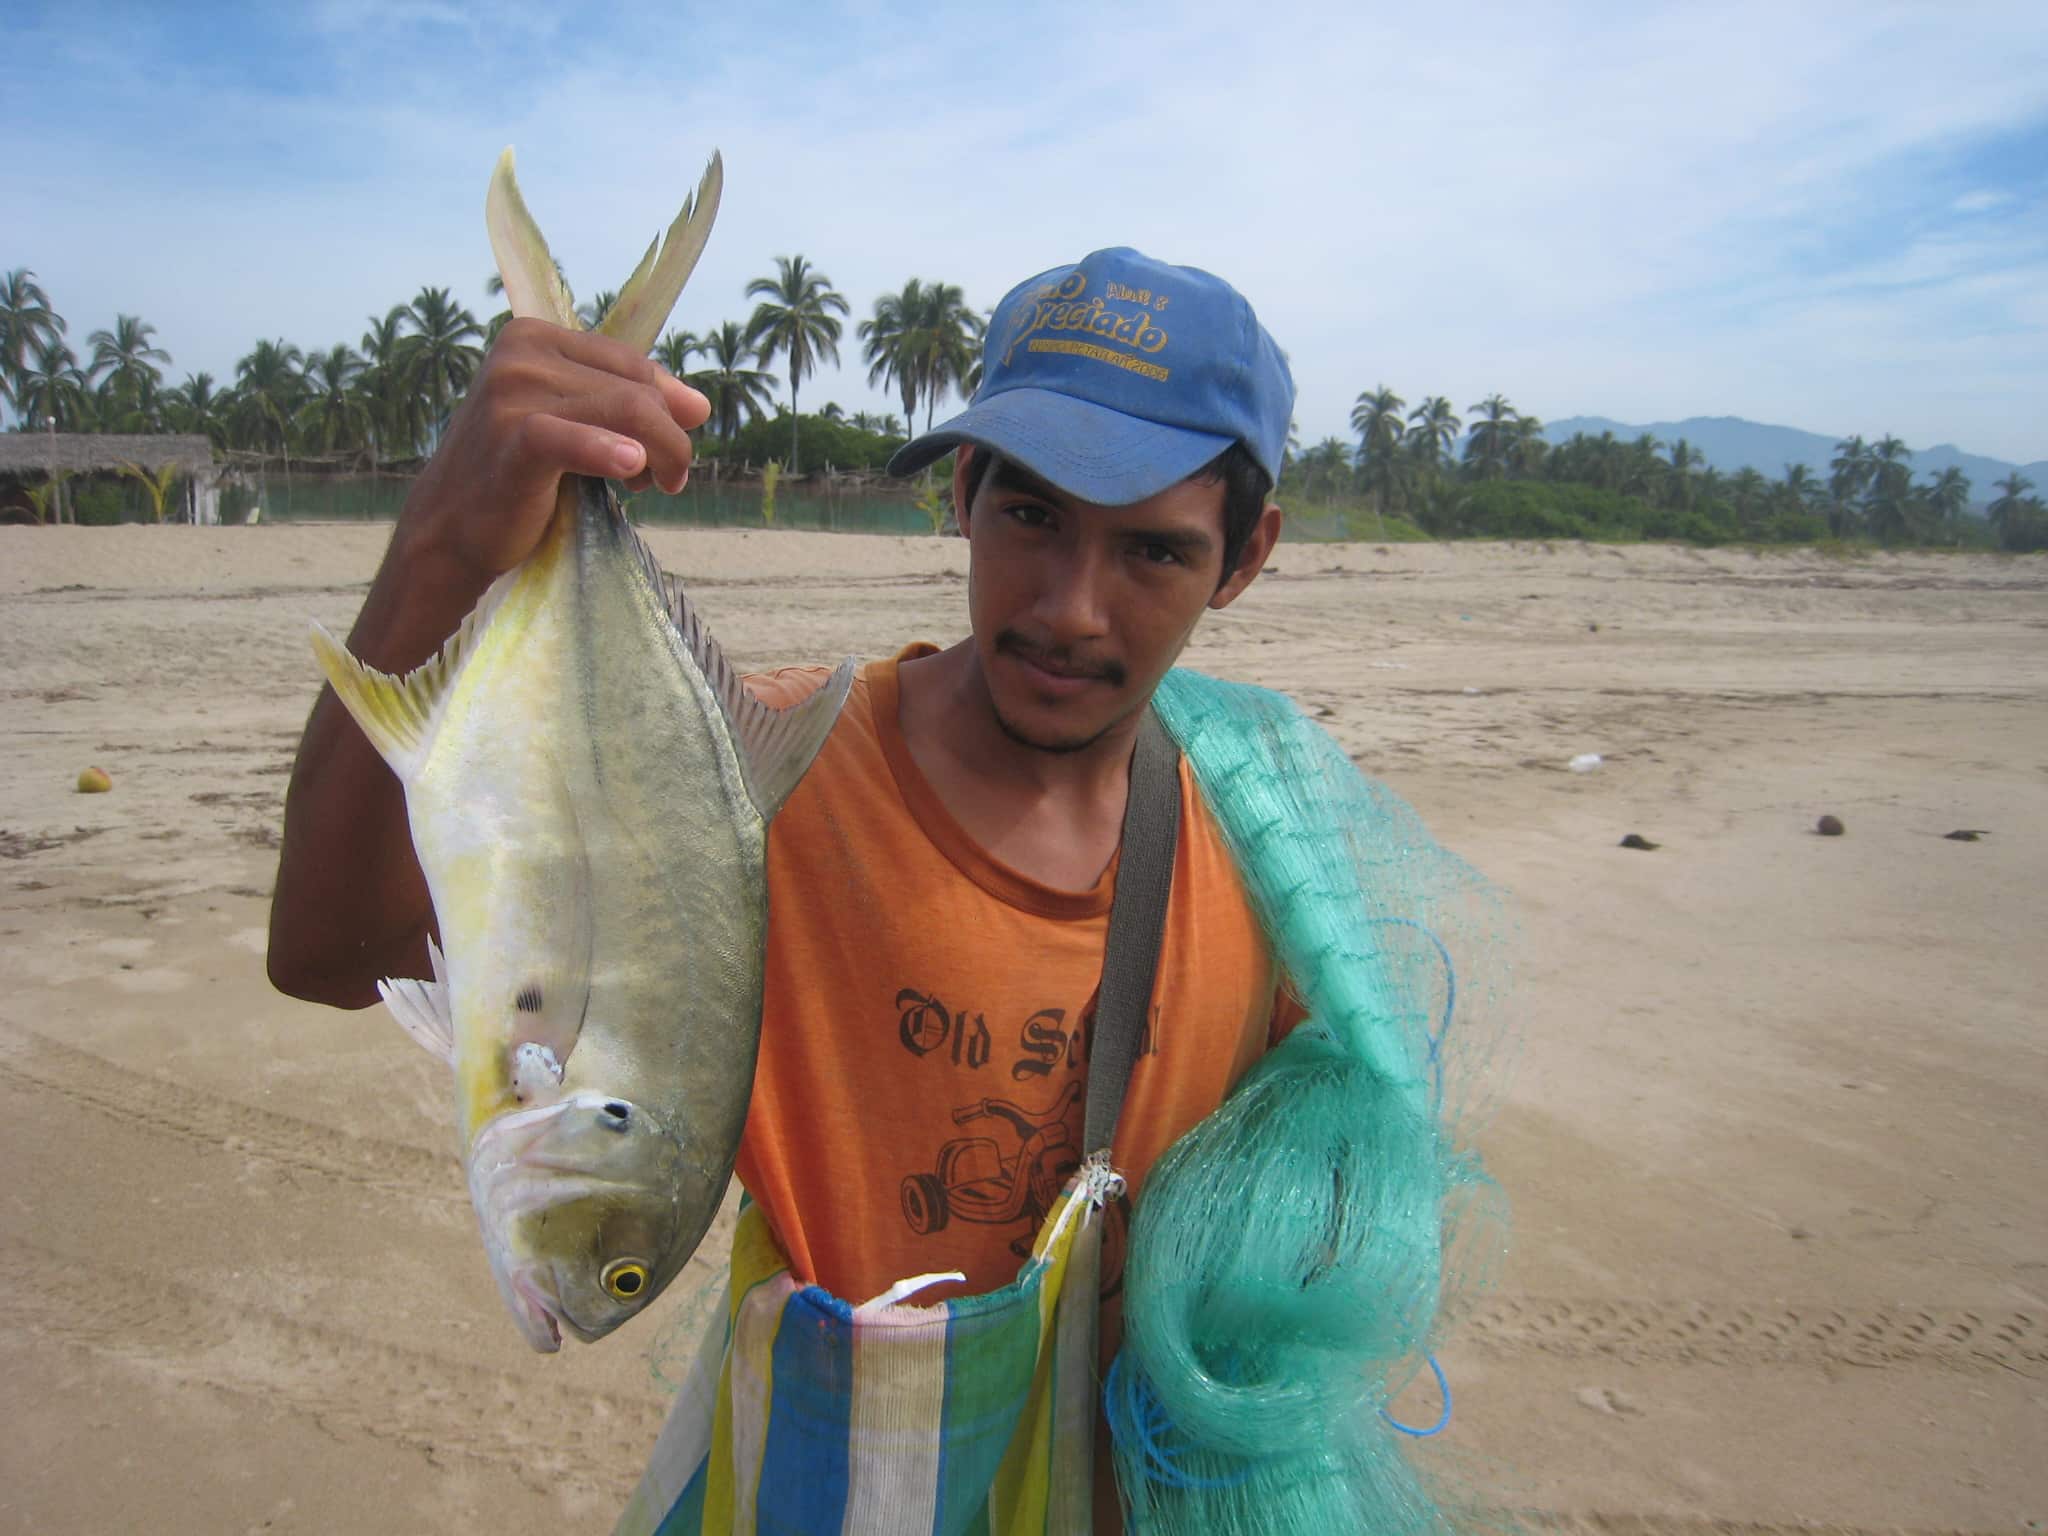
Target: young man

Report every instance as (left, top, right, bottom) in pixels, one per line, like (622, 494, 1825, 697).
(269, 247, 1298, 1529)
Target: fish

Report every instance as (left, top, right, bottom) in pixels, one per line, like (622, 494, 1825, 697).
(310, 147, 854, 1352)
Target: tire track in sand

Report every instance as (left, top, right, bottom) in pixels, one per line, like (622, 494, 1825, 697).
(1459, 1294, 2042, 1372)
(13, 1017, 2039, 1372)
(1515, 1513, 2009, 1536)
(0, 1021, 462, 1210)
(1, 1240, 662, 1498)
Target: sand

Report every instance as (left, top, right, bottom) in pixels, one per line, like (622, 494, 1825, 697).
(1, 523, 2042, 1533)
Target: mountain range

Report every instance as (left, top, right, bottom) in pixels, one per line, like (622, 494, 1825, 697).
(1542, 415, 2045, 501)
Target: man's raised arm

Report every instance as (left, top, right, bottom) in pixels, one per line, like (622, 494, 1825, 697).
(266, 320, 709, 1007)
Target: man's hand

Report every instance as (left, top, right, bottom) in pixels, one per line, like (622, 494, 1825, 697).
(400, 318, 711, 584)
(268, 320, 710, 1007)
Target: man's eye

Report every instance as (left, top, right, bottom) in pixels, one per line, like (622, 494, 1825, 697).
(1138, 542, 1183, 567)
(1006, 501, 1052, 529)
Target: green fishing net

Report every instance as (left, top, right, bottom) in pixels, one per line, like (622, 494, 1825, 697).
(1112, 667, 1513, 1535)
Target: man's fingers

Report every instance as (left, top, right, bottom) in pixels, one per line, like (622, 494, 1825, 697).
(503, 318, 664, 389)
(658, 373, 712, 432)
(500, 321, 705, 429)
(512, 389, 697, 492)
(487, 321, 708, 441)
(513, 412, 651, 484)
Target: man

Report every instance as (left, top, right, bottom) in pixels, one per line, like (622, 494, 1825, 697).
(269, 247, 1298, 1528)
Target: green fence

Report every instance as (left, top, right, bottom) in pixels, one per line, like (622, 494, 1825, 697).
(243, 473, 931, 534)
(237, 472, 1367, 542)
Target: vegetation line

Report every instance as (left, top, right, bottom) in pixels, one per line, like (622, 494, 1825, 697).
(3, 267, 2041, 548)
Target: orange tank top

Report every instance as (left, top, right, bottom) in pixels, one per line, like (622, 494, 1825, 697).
(736, 647, 1296, 1305)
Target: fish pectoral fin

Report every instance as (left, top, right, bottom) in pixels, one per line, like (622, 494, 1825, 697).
(378, 938, 454, 1064)
(309, 573, 517, 777)
(661, 568, 855, 820)
(733, 653, 857, 821)
(486, 148, 581, 330)
(598, 151, 724, 356)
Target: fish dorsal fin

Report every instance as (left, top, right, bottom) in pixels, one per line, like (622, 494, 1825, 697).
(486, 147, 580, 330)
(378, 936, 454, 1065)
(308, 568, 518, 780)
(656, 565, 854, 821)
(598, 151, 724, 355)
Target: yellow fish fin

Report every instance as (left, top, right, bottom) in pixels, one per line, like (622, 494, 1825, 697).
(308, 567, 517, 779)
(598, 150, 724, 356)
(485, 147, 580, 330)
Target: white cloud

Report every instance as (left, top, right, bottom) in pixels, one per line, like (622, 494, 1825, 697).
(1952, 189, 2018, 214)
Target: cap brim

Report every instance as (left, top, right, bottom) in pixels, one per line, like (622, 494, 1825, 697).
(886, 388, 1233, 507)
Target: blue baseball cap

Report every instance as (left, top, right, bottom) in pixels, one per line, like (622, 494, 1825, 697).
(887, 247, 1294, 506)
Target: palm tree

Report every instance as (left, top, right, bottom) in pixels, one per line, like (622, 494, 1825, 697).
(1, 269, 66, 420)
(1923, 467, 1971, 544)
(403, 286, 484, 450)
(164, 372, 230, 449)
(118, 459, 185, 523)
(1350, 386, 1406, 524)
(654, 329, 699, 378)
(577, 289, 619, 328)
(295, 344, 374, 458)
(1779, 463, 1819, 505)
(861, 279, 983, 435)
(1662, 438, 1702, 511)
(1828, 435, 1871, 536)
(1620, 434, 1665, 503)
(17, 336, 92, 431)
(1864, 436, 1915, 543)
(1728, 467, 1770, 536)
(1987, 473, 2035, 548)
(914, 282, 982, 430)
(1463, 395, 1517, 479)
(745, 255, 849, 472)
(860, 278, 929, 434)
(359, 305, 422, 462)
(1292, 438, 1354, 502)
(1506, 413, 1547, 478)
(87, 314, 171, 410)
(690, 319, 779, 444)
(231, 339, 306, 454)
(1404, 396, 1460, 478)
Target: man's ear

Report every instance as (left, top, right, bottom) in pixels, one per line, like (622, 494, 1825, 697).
(950, 447, 977, 537)
(1209, 501, 1283, 611)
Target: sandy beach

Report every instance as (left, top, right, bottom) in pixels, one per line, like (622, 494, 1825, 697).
(1, 523, 2042, 1533)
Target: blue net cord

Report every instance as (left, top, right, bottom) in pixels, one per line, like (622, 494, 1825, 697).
(1382, 1353, 1453, 1439)
(1104, 1354, 1257, 1492)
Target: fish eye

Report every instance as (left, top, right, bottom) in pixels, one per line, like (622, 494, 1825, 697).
(602, 1258, 650, 1300)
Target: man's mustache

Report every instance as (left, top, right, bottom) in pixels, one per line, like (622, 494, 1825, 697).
(996, 631, 1126, 687)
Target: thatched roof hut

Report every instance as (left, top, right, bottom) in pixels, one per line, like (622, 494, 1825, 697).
(0, 433, 223, 524)
(0, 432, 216, 480)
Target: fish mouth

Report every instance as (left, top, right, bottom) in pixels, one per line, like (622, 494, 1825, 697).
(504, 1264, 565, 1353)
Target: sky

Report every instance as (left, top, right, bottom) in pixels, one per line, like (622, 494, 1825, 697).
(5, 0, 2046, 464)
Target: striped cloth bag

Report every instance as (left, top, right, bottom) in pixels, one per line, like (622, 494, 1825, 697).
(615, 1159, 1117, 1536)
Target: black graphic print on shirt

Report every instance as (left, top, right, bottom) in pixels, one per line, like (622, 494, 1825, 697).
(892, 984, 1150, 1292)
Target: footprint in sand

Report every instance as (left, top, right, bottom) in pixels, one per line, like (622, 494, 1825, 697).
(1575, 1385, 1643, 1416)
